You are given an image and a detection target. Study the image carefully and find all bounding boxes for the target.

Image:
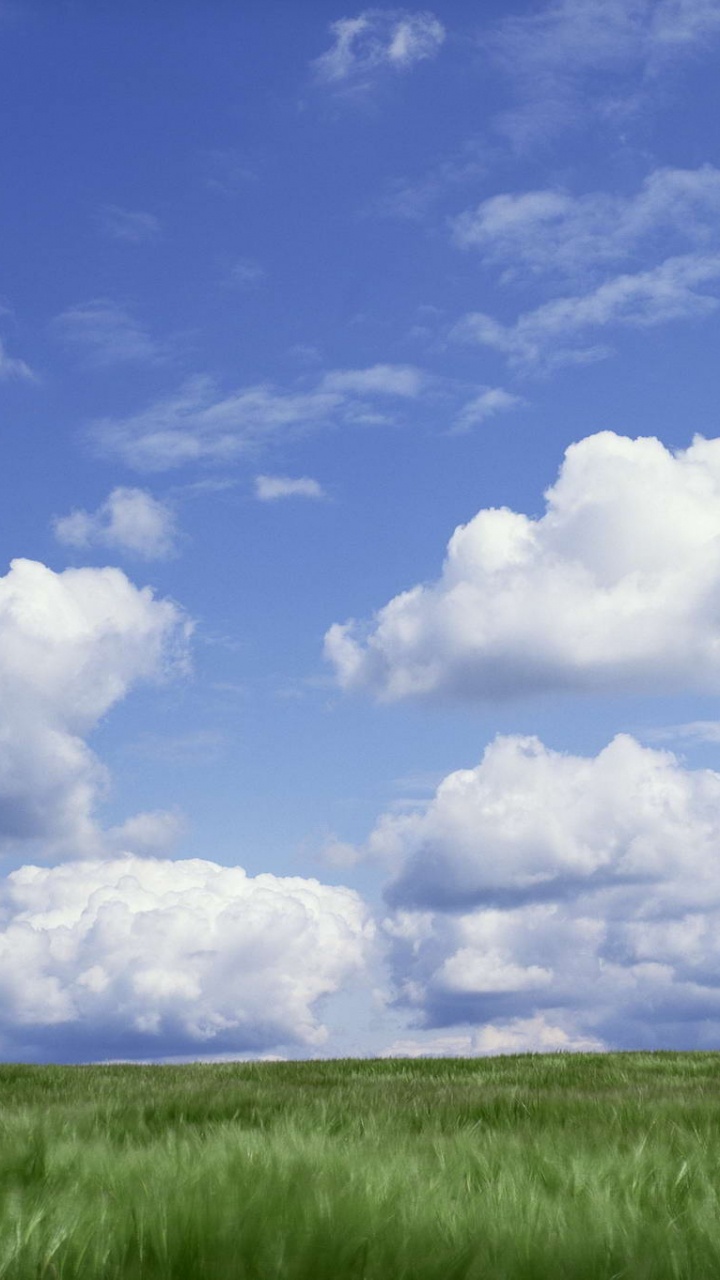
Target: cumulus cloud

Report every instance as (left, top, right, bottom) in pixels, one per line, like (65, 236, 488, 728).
(53, 300, 166, 367)
(54, 488, 178, 559)
(99, 205, 161, 243)
(255, 475, 326, 502)
(374, 733, 720, 1049)
(327, 430, 720, 703)
(313, 9, 445, 86)
(0, 558, 189, 858)
(490, 0, 720, 144)
(90, 365, 425, 471)
(0, 856, 373, 1060)
(453, 252, 720, 370)
(452, 166, 720, 282)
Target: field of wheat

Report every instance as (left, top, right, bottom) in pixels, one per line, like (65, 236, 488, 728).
(0, 1053, 718, 1277)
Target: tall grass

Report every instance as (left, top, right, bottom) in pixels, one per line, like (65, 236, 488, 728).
(0, 1053, 718, 1276)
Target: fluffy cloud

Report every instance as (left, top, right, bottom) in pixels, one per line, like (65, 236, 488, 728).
(0, 856, 373, 1060)
(54, 488, 178, 559)
(0, 558, 189, 857)
(91, 365, 424, 471)
(453, 253, 720, 370)
(255, 475, 326, 502)
(314, 9, 445, 85)
(374, 733, 720, 1049)
(326, 430, 720, 702)
(452, 167, 720, 281)
(53, 300, 166, 367)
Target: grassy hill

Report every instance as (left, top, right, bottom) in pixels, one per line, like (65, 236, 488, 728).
(0, 1052, 718, 1277)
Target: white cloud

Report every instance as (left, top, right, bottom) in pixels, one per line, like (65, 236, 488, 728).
(255, 475, 326, 502)
(326, 430, 720, 702)
(90, 365, 425, 471)
(453, 387, 524, 432)
(490, 0, 720, 144)
(106, 809, 186, 855)
(99, 205, 161, 243)
(53, 300, 166, 367)
(453, 252, 720, 370)
(314, 9, 445, 85)
(646, 720, 720, 744)
(452, 167, 720, 281)
(320, 363, 424, 396)
(0, 558, 189, 858)
(376, 733, 720, 1049)
(54, 488, 178, 560)
(0, 855, 373, 1059)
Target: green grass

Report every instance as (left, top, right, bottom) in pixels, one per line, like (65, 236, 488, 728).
(0, 1053, 719, 1277)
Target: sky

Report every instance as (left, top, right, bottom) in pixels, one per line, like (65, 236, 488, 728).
(2, 0, 720, 1062)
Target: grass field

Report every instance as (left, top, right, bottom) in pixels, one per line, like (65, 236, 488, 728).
(0, 1053, 719, 1277)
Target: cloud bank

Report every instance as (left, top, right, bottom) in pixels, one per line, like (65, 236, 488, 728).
(0, 856, 373, 1060)
(326, 430, 720, 702)
(376, 733, 720, 1049)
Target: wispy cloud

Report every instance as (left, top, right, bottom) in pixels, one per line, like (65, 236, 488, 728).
(99, 205, 161, 243)
(224, 257, 265, 289)
(202, 148, 258, 194)
(643, 720, 720, 745)
(374, 139, 488, 222)
(255, 475, 326, 502)
(0, 335, 33, 381)
(452, 387, 525, 432)
(489, 0, 720, 144)
(53, 299, 168, 367)
(320, 363, 424, 396)
(90, 364, 426, 471)
(452, 166, 720, 282)
(453, 252, 720, 371)
(54, 487, 178, 560)
(313, 9, 445, 87)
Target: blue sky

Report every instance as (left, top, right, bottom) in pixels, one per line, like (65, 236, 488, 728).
(3, 0, 720, 1061)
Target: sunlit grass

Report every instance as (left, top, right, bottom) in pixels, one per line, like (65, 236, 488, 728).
(0, 1053, 718, 1276)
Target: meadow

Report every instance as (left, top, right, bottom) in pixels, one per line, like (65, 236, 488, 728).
(0, 1053, 719, 1277)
